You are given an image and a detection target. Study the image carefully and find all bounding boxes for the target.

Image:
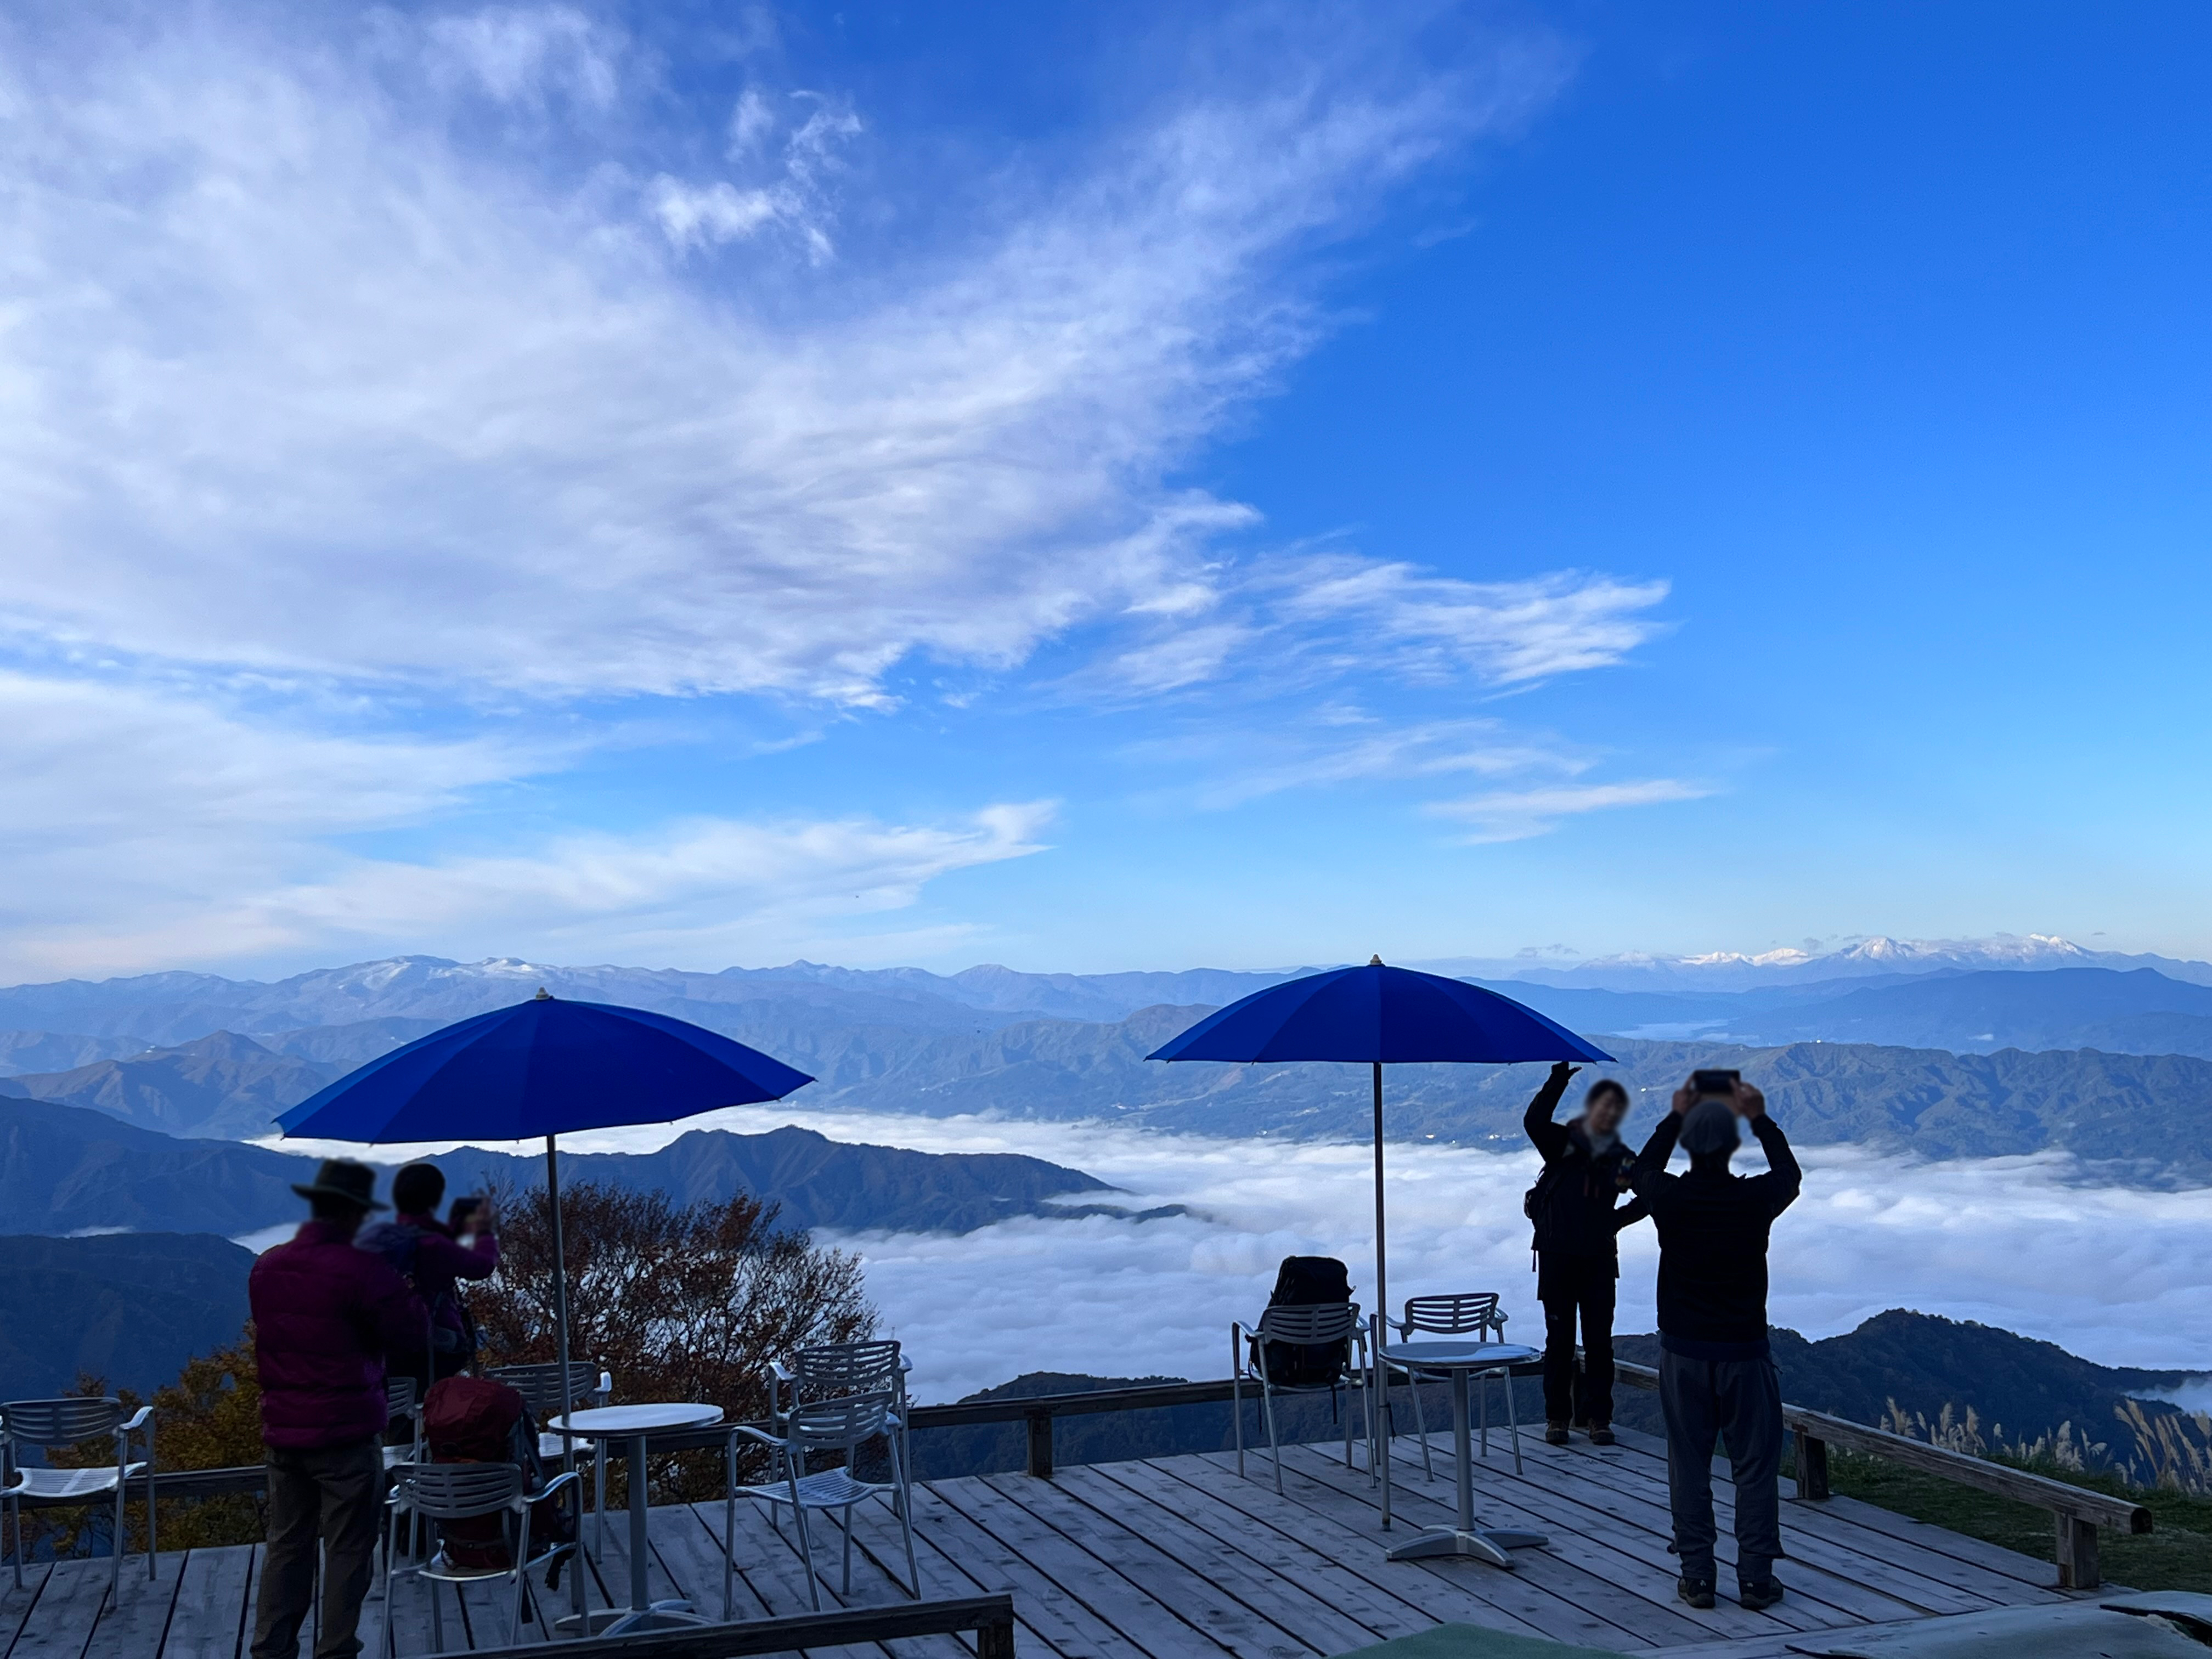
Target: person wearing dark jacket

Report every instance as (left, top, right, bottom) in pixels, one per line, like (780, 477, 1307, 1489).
(360, 1162, 499, 1400)
(1630, 1076, 1802, 1615)
(249, 1160, 427, 1659)
(1525, 1061, 1648, 1444)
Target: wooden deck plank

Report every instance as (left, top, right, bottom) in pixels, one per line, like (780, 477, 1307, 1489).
(1, 1565, 56, 1659)
(651, 1504, 774, 1627)
(1571, 1428, 2067, 1598)
(159, 1548, 252, 1659)
(1051, 1467, 1385, 1657)
(694, 1490, 891, 1659)
(83, 1553, 182, 1659)
(1131, 1457, 1562, 1647)
(1085, 1460, 1447, 1648)
(1187, 1451, 1651, 1654)
(8, 1557, 109, 1659)
(979, 1474, 1316, 1659)
(1274, 1444, 1735, 1651)
(1284, 1443, 1777, 1648)
(838, 1489, 1079, 1659)
(1526, 1432, 2039, 1613)
(1350, 1442, 1816, 1644)
(890, 1485, 1152, 1659)
(929, 1475, 1243, 1659)
(1430, 1435, 1948, 1627)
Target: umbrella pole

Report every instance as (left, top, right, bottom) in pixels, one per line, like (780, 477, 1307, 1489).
(545, 1134, 577, 1478)
(1372, 1062, 1387, 1328)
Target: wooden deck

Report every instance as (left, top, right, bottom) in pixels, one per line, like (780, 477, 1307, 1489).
(1, 1425, 2082, 1659)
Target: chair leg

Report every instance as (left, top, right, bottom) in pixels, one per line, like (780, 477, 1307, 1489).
(110, 1479, 123, 1611)
(1261, 1384, 1285, 1496)
(1410, 1373, 1435, 1480)
(593, 1446, 607, 1564)
(1479, 1373, 1491, 1458)
(1232, 1368, 1245, 1479)
(788, 1469, 820, 1613)
(840, 1503, 855, 1596)
(890, 1440, 919, 1598)
(511, 1514, 531, 1647)
(1504, 1369, 1524, 1476)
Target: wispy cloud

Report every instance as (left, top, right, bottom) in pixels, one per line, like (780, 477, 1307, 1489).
(1428, 778, 1712, 842)
(0, 6, 1576, 707)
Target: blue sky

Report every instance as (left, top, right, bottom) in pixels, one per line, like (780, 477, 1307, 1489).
(2, 1, 2208, 979)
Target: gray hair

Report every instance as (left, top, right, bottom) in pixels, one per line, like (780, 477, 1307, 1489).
(1680, 1098, 1742, 1157)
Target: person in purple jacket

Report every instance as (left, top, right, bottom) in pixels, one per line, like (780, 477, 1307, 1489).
(249, 1160, 425, 1659)
(362, 1163, 499, 1400)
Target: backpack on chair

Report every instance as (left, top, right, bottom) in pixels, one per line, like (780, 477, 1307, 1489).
(1259, 1255, 1354, 1387)
(420, 1375, 576, 1593)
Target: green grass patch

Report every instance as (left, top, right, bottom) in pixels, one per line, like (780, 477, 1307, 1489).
(1792, 1448, 2212, 1593)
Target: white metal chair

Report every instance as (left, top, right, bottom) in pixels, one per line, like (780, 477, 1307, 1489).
(1230, 1304, 1373, 1495)
(485, 1361, 612, 1556)
(727, 1390, 916, 1613)
(381, 1461, 580, 1656)
(381, 1378, 424, 1473)
(772, 1340, 910, 1511)
(1387, 1291, 1525, 1477)
(1, 1398, 156, 1609)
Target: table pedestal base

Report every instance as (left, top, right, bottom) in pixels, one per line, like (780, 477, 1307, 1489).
(561, 1601, 707, 1637)
(1385, 1527, 1548, 1568)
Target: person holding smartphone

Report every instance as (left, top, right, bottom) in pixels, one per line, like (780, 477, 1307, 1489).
(1629, 1070, 1802, 1614)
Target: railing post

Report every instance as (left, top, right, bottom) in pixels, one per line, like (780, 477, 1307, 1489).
(977, 1602, 1018, 1659)
(2056, 1514, 2100, 1589)
(1792, 1428, 1830, 1500)
(1025, 1410, 1054, 1480)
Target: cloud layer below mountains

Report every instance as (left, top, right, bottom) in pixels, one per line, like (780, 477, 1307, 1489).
(287, 1103, 2212, 1403)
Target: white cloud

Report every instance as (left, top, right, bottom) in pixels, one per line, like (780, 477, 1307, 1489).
(1429, 778, 1710, 842)
(327, 1105, 2212, 1400)
(419, 4, 622, 109)
(0, 667, 1052, 977)
(0, 10, 1577, 706)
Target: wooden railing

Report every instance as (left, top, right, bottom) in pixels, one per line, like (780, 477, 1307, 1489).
(1612, 1358, 2150, 1588)
(24, 1364, 2153, 1590)
(464, 1593, 1014, 1659)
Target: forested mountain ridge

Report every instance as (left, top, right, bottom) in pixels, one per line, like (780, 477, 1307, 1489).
(0, 1098, 1110, 1238)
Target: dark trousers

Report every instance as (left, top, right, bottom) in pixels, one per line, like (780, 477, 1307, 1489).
(1537, 1253, 1616, 1427)
(1658, 1349, 1785, 1586)
(251, 1437, 385, 1659)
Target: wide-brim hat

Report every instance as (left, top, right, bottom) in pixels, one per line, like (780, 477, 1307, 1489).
(291, 1158, 387, 1210)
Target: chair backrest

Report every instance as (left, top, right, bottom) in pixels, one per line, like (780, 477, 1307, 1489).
(1, 1398, 125, 1449)
(1402, 1293, 1505, 1339)
(787, 1390, 896, 1454)
(386, 1378, 419, 1419)
(787, 1340, 902, 1398)
(1255, 1303, 1363, 1347)
(484, 1362, 599, 1417)
(390, 1460, 524, 1520)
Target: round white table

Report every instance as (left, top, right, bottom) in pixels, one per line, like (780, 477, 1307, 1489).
(547, 1403, 724, 1633)
(1376, 1342, 1547, 1567)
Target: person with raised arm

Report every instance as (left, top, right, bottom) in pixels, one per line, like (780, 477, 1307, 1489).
(1630, 1071, 1802, 1614)
(1523, 1061, 1647, 1446)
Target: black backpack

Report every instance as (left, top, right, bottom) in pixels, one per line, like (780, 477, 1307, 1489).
(1259, 1255, 1354, 1387)
(1523, 1161, 1567, 1248)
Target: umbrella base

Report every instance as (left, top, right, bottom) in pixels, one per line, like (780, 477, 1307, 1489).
(1385, 1527, 1548, 1568)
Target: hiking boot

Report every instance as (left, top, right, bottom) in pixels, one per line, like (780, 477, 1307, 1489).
(1739, 1578, 1786, 1611)
(1587, 1426, 1616, 1446)
(1677, 1577, 1716, 1610)
(1544, 1422, 1570, 1446)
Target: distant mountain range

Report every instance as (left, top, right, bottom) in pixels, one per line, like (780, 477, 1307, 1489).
(0, 1097, 1110, 1239)
(7, 950, 2212, 1182)
(0, 1232, 255, 1400)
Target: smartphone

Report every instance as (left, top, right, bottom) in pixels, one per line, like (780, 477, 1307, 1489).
(1691, 1069, 1742, 1098)
(449, 1195, 483, 1228)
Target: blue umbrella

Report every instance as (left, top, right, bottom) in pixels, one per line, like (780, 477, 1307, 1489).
(278, 989, 814, 1391)
(1148, 957, 1611, 1323)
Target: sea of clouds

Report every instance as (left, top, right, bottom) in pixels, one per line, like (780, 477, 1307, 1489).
(283, 1106, 2212, 1404)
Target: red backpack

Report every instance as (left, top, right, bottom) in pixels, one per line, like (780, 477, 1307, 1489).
(420, 1376, 573, 1584)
